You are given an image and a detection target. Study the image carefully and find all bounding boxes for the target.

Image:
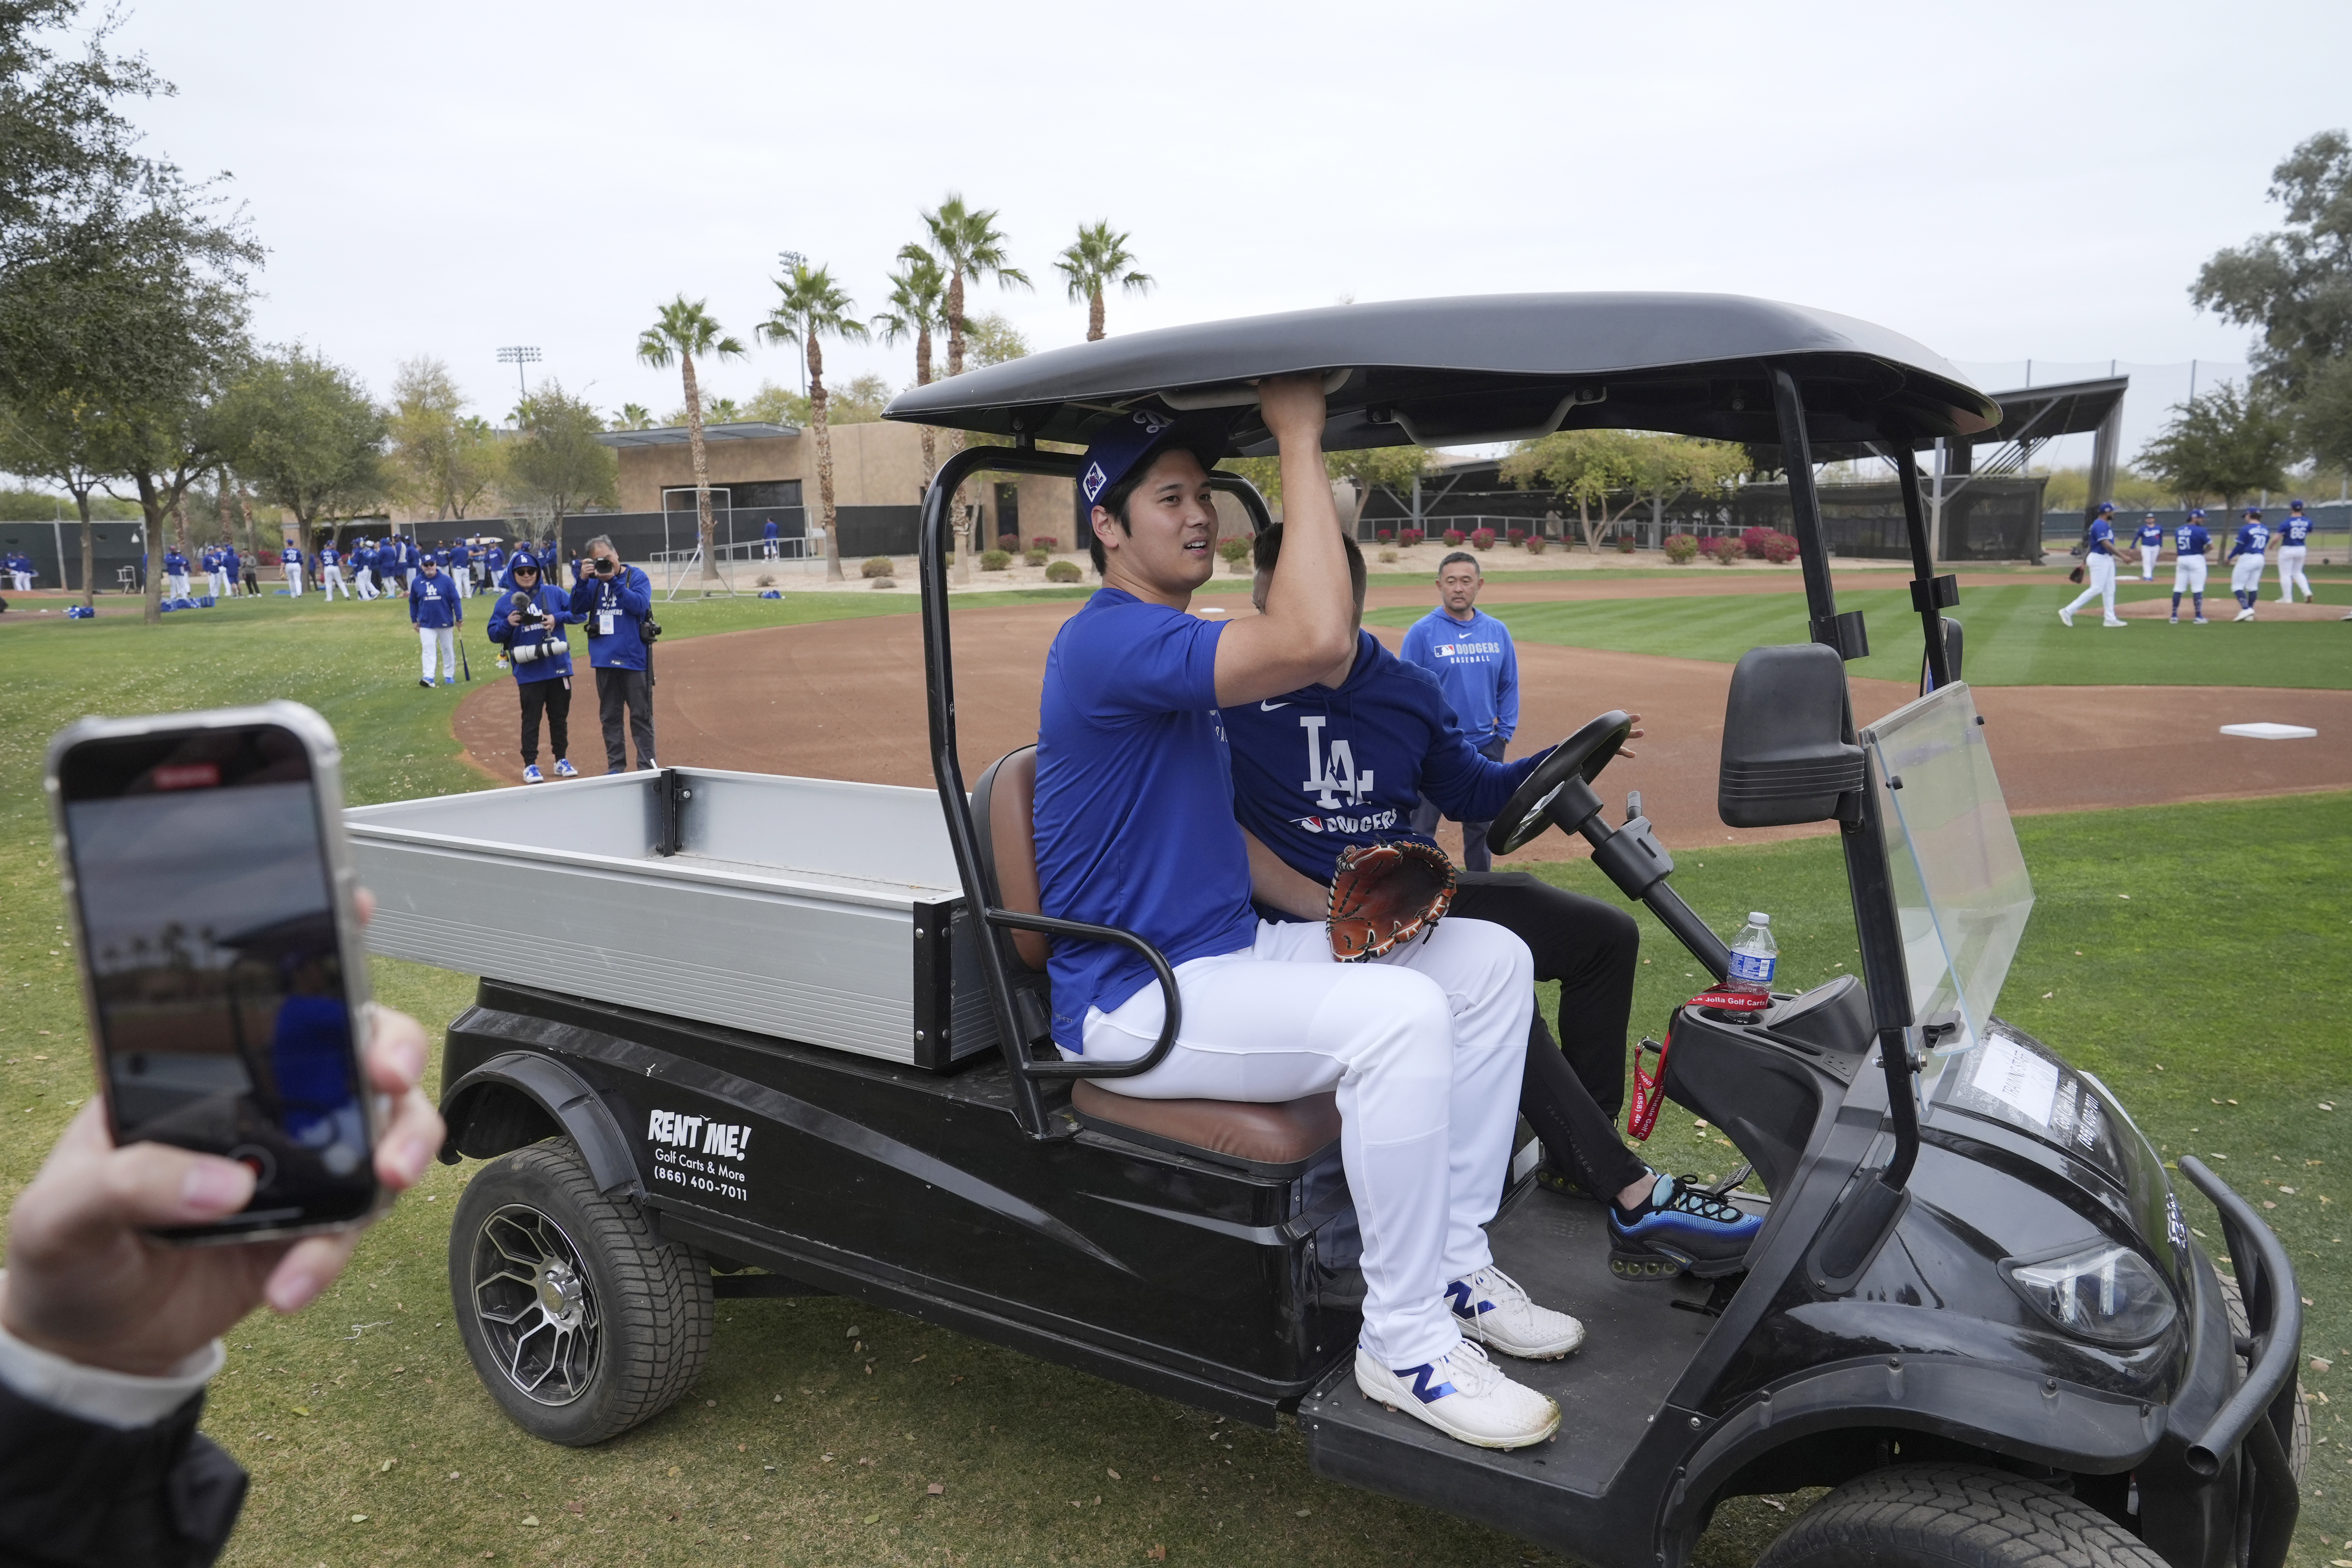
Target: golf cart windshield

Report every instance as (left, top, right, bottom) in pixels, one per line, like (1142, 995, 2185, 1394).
(1863, 682, 2034, 1067)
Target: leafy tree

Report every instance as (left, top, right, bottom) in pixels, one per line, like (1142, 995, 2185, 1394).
(964, 311, 1028, 367)
(1054, 220, 1152, 342)
(387, 356, 501, 520)
(2301, 358, 2352, 475)
(2133, 382, 2298, 506)
(212, 347, 387, 550)
(1, 389, 114, 604)
(505, 381, 616, 560)
(2031, 465, 2174, 515)
(874, 247, 947, 484)
(745, 379, 806, 427)
(1228, 444, 1431, 524)
(759, 262, 869, 583)
(919, 195, 1031, 577)
(1502, 430, 1748, 554)
(636, 294, 746, 583)
(2192, 131, 2352, 401)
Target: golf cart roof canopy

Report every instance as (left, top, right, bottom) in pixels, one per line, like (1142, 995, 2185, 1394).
(885, 292, 1999, 455)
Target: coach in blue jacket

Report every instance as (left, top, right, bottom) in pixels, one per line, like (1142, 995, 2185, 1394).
(1223, 527, 1759, 1272)
(484, 551, 579, 782)
(569, 534, 657, 771)
(408, 555, 462, 687)
(1400, 553, 1519, 871)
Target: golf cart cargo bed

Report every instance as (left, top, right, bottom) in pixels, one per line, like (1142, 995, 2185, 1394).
(347, 767, 999, 1069)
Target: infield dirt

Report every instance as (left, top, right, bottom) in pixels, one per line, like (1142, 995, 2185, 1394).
(454, 584, 2352, 863)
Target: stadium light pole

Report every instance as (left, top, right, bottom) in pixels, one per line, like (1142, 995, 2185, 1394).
(497, 346, 542, 419)
(777, 250, 808, 397)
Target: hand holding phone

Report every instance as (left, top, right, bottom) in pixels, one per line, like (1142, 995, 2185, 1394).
(0, 1000, 440, 1376)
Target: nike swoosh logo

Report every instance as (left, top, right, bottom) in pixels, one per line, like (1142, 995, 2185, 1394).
(1260, 701, 1290, 711)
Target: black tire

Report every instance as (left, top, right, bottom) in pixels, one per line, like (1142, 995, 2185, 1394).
(1754, 1465, 2168, 1568)
(2219, 1273, 2309, 1481)
(448, 1140, 713, 1445)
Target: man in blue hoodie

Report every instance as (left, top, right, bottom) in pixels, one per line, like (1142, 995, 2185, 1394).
(408, 555, 462, 687)
(1226, 525, 1760, 1281)
(569, 534, 657, 771)
(1400, 553, 1518, 872)
(484, 551, 581, 782)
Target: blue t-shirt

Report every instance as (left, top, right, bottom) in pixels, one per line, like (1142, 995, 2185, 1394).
(2281, 514, 2314, 545)
(2230, 523, 2269, 560)
(2136, 522, 2162, 546)
(1398, 607, 1519, 748)
(1034, 589, 1257, 1049)
(2085, 520, 2116, 556)
(1222, 630, 1543, 897)
(2174, 523, 2210, 557)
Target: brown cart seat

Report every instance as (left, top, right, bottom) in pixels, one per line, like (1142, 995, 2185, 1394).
(971, 745, 1341, 1174)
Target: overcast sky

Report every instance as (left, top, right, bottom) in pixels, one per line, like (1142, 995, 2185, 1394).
(100, 0, 2352, 469)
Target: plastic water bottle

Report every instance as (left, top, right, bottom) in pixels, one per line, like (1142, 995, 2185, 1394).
(1726, 912, 1778, 997)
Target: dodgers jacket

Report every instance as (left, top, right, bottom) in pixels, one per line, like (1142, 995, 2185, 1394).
(569, 565, 654, 671)
(485, 584, 577, 682)
(1398, 607, 1520, 749)
(1221, 630, 1544, 891)
(408, 570, 462, 629)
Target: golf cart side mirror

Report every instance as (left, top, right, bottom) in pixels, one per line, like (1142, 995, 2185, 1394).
(1719, 644, 1865, 828)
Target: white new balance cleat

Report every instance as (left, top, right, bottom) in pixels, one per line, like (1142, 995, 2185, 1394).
(1448, 1266, 1586, 1359)
(2102, 617, 2127, 628)
(2234, 608, 2255, 622)
(2058, 606, 2075, 627)
(1355, 1340, 1560, 1450)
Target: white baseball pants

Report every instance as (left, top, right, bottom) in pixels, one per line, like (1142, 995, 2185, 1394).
(2277, 545, 2310, 601)
(167, 572, 189, 599)
(207, 569, 229, 598)
(2230, 555, 2264, 596)
(2064, 553, 2119, 618)
(285, 566, 304, 596)
(354, 567, 377, 600)
(2172, 556, 2209, 596)
(321, 565, 347, 601)
(1080, 915, 1532, 1367)
(2139, 543, 2158, 579)
(419, 625, 456, 680)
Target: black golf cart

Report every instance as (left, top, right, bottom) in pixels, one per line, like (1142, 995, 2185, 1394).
(400, 294, 2303, 1568)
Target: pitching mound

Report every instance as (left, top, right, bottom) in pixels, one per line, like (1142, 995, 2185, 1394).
(2114, 596, 2343, 622)
(454, 603, 2350, 863)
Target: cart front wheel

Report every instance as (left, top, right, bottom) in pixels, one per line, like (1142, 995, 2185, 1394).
(1754, 1464, 2167, 1568)
(449, 1140, 713, 1445)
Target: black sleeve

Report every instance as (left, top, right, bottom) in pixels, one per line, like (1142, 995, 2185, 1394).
(0, 1379, 247, 1567)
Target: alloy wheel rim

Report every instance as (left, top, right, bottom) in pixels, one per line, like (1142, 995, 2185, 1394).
(470, 1203, 603, 1406)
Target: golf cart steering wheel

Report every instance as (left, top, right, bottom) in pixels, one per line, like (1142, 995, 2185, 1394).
(1484, 710, 1635, 857)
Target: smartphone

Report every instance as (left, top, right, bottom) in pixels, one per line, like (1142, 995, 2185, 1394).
(45, 703, 382, 1244)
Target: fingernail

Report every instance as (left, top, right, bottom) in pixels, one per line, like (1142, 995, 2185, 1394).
(267, 1270, 317, 1313)
(182, 1159, 252, 1214)
(398, 1136, 434, 1183)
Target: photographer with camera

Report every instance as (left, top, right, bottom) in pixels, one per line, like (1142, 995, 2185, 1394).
(568, 535, 660, 772)
(484, 551, 581, 783)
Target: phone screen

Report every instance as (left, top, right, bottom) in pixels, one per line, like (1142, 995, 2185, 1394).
(59, 724, 375, 1233)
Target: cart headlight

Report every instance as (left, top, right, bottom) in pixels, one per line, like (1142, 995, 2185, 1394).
(2002, 1242, 2176, 1345)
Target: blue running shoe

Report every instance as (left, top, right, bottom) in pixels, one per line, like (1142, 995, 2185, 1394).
(1608, 1172, 1762, 1279)
(441, 676, 455, 686)
(522, 763, 544, 784)
(552, 759, 579, 778)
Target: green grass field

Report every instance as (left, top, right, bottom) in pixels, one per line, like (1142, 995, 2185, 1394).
(1368, 580, 2352, 688)
(2, 590, 2346, 1567)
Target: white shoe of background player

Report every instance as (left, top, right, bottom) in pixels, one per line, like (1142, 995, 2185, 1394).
(1448, 1267, 1586, 1359)
(2234, 608, 2255, 622)
(2058, 606, 2075, 627)
(1355, 1340, 1559, 1450)
(2102, 617, 2127, 628)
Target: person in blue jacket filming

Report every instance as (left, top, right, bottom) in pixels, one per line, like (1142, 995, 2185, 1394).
(485, 551, 581, 783)
(568, 535, 659, 772)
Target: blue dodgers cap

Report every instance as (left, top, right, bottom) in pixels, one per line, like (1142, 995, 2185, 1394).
(2096, 501, 2114, 513)
(1077, 409, 1230, 512)
(2245, 506, 2263, 517)
(2290, 498, 2306, 509)
(509, 550, 541, 572)
(2188, 507, 2206, 518)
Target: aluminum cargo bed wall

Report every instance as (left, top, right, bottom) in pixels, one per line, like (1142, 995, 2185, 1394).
(345, 768, 997, 1069)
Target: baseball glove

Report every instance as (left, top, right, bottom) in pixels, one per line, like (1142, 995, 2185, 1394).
(1326, 840, 1457, 963)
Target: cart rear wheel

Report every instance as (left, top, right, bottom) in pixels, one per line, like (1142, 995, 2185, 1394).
(1753, 1464, 2167, 1568)
(449, 1140, 712, 1445)
(2220, 1274, 2309, 1481)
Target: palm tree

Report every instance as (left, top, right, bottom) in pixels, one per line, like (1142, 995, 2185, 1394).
(759, 263, 870, 583)
(873, 247, 949, 491)
(635, 296, 747, 584)
(922, 194, 1031, 576)
(1055, 221, 1153, 342)
(612, 402, 654, 430)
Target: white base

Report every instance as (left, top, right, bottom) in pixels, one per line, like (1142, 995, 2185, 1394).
(2219, 723, 2319, 740)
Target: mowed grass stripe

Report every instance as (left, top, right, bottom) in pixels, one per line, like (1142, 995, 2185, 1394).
(1365, 583, 2352, 689)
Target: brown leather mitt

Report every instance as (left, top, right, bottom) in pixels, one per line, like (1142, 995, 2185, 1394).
(1326, 840, 1457, 962)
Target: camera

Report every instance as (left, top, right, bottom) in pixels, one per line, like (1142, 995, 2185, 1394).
(641, 616, 663, 645)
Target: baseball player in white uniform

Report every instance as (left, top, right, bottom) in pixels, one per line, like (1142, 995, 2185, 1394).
(2227, 508, 2270, 621)
(2275, 500, 2316, 604)
(318, 541, 348, 601)
(2169, 510, 2210, 624)
(2134, 513, 2162, 580)
(2058, 502, 2127, 628)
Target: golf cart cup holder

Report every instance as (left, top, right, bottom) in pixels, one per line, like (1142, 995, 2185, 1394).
(1718, 644, 1866, 828)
